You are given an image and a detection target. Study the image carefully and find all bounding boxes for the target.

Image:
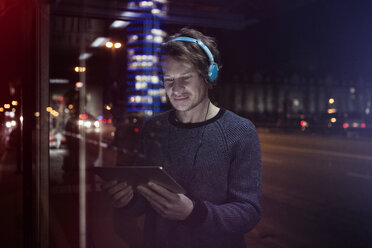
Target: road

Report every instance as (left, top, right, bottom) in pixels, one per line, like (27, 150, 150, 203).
(245, 131, 372, 248)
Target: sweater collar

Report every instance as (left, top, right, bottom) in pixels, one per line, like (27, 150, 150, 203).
(168, 108, 225, 129)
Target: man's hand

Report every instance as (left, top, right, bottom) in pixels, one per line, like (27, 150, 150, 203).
(137, 182, 194, 220)
(101, 180, 134, 208)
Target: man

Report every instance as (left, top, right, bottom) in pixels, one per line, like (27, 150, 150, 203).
(102, 27, 262, 248)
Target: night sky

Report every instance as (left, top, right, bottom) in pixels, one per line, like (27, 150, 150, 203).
(215, 0, 372, 81)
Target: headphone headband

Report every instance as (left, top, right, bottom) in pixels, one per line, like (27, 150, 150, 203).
(166, 36, 219, 82)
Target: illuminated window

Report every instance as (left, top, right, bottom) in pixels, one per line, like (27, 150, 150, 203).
(125, 0, 167, 115)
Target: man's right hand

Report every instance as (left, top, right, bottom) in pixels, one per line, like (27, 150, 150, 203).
(101, 180, 134, 208)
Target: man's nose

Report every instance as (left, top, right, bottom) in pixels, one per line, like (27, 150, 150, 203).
(172, 80, 184, 93)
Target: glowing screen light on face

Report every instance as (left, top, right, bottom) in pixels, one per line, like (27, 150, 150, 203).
(125, 0, 168, 116)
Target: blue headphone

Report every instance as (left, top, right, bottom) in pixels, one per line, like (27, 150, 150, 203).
(166, 37, 219, 82)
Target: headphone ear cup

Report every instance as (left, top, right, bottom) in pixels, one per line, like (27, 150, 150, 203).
(208, 63, 219, 82)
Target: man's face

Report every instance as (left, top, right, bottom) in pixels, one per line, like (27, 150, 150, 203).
(162, 56, 208, 112)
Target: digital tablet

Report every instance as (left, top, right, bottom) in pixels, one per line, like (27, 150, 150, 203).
(89, 166, 186, 194)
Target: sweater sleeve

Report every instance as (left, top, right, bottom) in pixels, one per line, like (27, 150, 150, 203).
(182, 122, 262, 235)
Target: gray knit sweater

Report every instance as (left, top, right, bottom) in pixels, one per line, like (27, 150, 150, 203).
(118, 109, 262, 248)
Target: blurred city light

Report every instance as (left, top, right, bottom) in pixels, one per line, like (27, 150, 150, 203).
(51, 110, 59, 117)
(46, 107, 52, 112)
(105, 105, 111, 111)
(352, 122, 359, 128)
(0, 107, 4, 112)
(300, 120, 308, 127)
(34, 112, 40, 117)
(84, 121, 92, 128)
(74, 66, 86, 72)
(361, 123, 366, 128)
(128, 35, 138, 43)
(330, 118, 337, 123)
(79, 114, 88, 119)
(328, 98, 335, 104)
(50, 78, 69, 84)
(5, 120, 17, 128)
(79, 53, 92, 60)
(151, 28, 167, 37)
(105, 41, 113, 48)
(91, 37, 109, 47)
(12, 101, 18, 106)
(4, 104, 10, 109)
(110, 20, 130, 29)
(68, 104, 74, 110)
(343, 123, 349, 129)
(75, 82, 84, 88)
(151, 8, 161, 15)
(114, 42, 122, 48)
(328, 108, 337, 114)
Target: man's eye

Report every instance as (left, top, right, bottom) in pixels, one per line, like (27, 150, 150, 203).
(164, 79, 173, 85)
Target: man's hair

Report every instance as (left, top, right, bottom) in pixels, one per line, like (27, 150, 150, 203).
(162, 27, 221, 87)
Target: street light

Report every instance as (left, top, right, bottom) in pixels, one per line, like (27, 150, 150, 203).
(114, 42, 122, 48)
(105, 41, 113, 48)
(74, 66, 86, 72)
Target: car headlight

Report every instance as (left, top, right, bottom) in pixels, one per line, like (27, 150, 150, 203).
(84, 121, 92, 128)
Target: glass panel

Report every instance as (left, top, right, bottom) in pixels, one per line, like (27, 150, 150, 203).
(0, 97, 22, 248)
(48, 1, 168, 247)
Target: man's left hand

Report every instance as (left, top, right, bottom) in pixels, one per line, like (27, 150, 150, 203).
(137, 182, 194, 220)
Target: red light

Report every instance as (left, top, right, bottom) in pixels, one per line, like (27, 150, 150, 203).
(134, 128, 139, 133)
(108, 119, 112, 124)
(103, 119, 107, 124)
(361, 123, 366, 128)
(343, 123, 349, 129)
(79, 114, 88, 119)
(300, 120, 308, 127)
